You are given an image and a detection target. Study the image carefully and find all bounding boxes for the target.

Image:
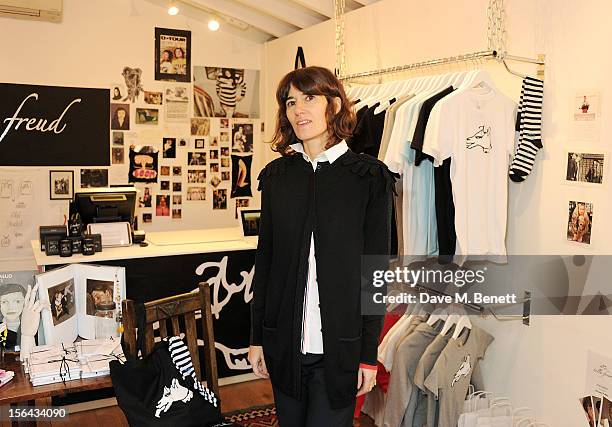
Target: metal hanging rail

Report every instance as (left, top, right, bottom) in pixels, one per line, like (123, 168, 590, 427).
(337, 50, 545, 82)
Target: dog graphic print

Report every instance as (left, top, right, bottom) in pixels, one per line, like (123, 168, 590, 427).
(466, 126, 492, 153)
(451, 355, 472, 387)
(155, 378, 194, 417)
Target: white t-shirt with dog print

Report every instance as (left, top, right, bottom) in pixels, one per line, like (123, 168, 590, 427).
(422, 86, 516, 259)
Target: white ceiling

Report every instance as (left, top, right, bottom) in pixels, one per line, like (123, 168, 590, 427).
(145, 0, 381, 43)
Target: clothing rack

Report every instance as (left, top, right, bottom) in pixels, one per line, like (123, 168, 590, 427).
(337, 49, 545, 82)
(414, 284, 532, 326)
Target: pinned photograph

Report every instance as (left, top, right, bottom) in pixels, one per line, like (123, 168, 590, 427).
(172, 166, 182, 176)
(574, 92, 600, 122)
(144, 91, 163, 105)
(179, 138, 187, 147)
(220, 147, 229, 157)
(112, 131, 124, 146)
(210, 162, 219, 173)
(136, 108, 159, 125)
(195, 139, 205, 149)
(172, 182, 182, 192)
(165, 86, 190, 102)
(143, 213, 152, 223)
(140, 187, 152, 207)
(111, 84, 126, 102)
(210, 149, 219, 160)
(128, 145, 158, 183)
(121, 67, 143, 103)
(220, 118, 229, 128)
(235, 198, 249, 219)
(187, 187, 206, 201)
(49, 170, 74, 200)
(160, 180, 170, 191)
(112, 147, 124, 164)
(160, 166, 170, 176)
(110, 104, 130, 130)
(48, 279, 76, 326)
(155, 27, 191, 82)
(188, 152, 206, 166)
(163, 138, 177, 158)
(188, 169, 206, 183)
(567, 201, 593, 244)
(221, 158, 229, 168)
(173, 195, 182, 205)
(211, 136, 218, 147)
(193, 66, 260, 118)
(156, 194, 170, 216)
(565, 151, 605, 184)
(172, 208, 182, 219)
(213, 189, 227, 210)
(220, 132, 229, 143)
(210, 175, 221, 188)
(232, 123, 254, 153)
(80, 169, 109, 188)
(85, 279, 114, 317)
(221, 171, 230, 181)
(191, 118, 210, 136)
(231, 154, 252, 198)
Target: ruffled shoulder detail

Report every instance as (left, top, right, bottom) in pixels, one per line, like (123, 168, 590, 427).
(340, 152, 401, 196)
(256, 155, 293, 191)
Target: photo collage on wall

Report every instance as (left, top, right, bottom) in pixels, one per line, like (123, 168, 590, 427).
(562, 90, 607, 246)
(103, 28, 261, 228)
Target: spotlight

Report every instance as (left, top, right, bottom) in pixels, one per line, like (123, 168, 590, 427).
(168, 5, 179, 15)
(208, 19, 220, 31)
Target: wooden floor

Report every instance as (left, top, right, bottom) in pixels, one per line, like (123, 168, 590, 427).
(50, 378, 376, 426)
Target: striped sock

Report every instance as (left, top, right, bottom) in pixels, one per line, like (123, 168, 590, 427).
(509, 76, 544, 182)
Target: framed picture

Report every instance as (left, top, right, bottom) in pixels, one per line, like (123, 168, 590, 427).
(49, 170, 74, 200)
(154, 27, 191, 83)
(564, 149, 606, 186)
(239, 209, 261, 237)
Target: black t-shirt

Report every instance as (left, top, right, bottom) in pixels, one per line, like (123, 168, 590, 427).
(410, 87, 457, 258)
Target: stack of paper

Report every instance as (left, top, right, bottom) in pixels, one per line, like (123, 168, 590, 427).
(25, 338, 125, 386)
(0, 369, 15, 387)
(27, 342, 81, 386)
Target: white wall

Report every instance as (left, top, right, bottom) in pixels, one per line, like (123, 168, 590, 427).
(0, 0, 263, 271)
(263, 0, 612, 425)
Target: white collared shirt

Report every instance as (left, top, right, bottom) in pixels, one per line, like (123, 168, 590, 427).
(289, 140, 349, 354)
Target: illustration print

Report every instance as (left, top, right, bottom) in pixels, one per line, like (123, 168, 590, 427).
(451, 355, 472, 387)
(466, 126, 492, 153)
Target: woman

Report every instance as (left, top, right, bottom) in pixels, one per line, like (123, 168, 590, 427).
(160, 49, 175, 74)
(248, 66, 398, 426)
(172, 47, 187, 75)
(112, 87, 122, 100)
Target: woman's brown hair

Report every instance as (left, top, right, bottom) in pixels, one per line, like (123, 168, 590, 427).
(270, 66, 356, 156)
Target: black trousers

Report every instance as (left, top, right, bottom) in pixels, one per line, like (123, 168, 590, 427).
(272, 353, 355, 427)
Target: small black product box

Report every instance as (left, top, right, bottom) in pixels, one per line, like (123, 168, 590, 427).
(39, 225, 67, 251)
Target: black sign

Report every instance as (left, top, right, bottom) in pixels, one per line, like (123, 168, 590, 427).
(0, 83, 109, 166)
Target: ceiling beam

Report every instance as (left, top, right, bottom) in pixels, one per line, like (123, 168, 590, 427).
(182, 0, 298, 38)
(288, 0, 334, 19)
(233, 0, 325, 28)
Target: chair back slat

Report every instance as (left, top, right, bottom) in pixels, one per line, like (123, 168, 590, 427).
(171, 316, 181, 337)
(183, 312, 201, 379)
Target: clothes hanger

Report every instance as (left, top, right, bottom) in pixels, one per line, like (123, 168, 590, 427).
(426, 307, 448, 327)
(451, 315, 472, 340)
(439, 313, 459, 336)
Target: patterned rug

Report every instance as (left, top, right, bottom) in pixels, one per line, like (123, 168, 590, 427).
(223, 404, 278, 427)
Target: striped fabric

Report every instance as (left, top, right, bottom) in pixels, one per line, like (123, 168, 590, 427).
(166, 336, 219, 408)
(509, 76, 544, 182)
(216, 75, 246, 108)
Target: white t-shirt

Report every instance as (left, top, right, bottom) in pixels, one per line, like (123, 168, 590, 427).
(422, 86, 516, 259)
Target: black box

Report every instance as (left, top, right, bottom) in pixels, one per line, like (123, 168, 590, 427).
(84, 233, 102, 252)
(39, 225, 67, 251)
(45, 237, 61, 256)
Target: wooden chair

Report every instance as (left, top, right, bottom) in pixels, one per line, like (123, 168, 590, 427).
(121, 282, 219, 398)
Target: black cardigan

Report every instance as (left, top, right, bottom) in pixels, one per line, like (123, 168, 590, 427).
(250, 148, 399, 409)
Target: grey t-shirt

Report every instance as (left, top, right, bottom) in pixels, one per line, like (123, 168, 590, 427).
(423, 325, 494, 427)
(382, 322, 439, 427)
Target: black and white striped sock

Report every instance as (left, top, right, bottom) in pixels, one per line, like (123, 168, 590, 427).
(509, 76, 544, 182)
(166, 336, 219, 407)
